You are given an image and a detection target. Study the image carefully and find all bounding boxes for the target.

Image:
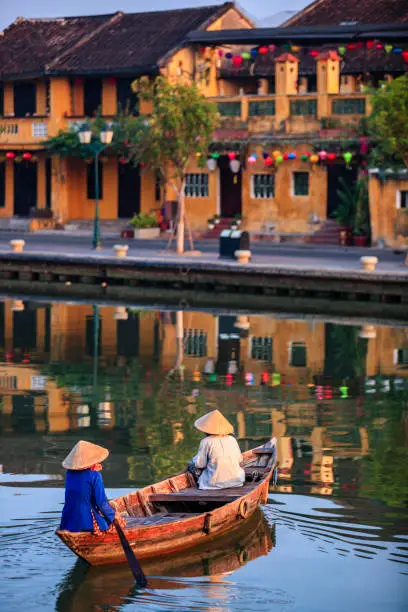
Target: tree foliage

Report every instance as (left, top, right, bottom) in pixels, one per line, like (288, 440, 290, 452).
(368, 74, 408, 169)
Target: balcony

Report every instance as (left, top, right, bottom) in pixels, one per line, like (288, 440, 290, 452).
(0, 117, 49, 148)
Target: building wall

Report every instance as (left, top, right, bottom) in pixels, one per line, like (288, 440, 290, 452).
(369, 174, 408, 247)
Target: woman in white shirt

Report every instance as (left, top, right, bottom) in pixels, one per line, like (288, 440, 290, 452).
(189, 409, 245, 490)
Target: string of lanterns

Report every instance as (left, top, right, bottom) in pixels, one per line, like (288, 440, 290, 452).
(206, 149, 354, 171)
(207, 42, 408, 64)
(1, 151, 37, 163)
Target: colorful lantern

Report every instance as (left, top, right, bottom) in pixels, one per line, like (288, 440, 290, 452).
(310, 154, 319, 163)
(263, 151, 269, 159)
(211, 152, 220, 159)
(227, 152, 236, 161)
(272, 372, 281, 386)
(272, 150, 281, 159)
(258, 46, 268, 55)
(347, 43, 356, 50)
(5, 152, 15, 160)
(251, 48, 258, 57)
(225, 373, 233, 386)
(268, 44, 276, 52)
(288, 152, 296, 160)
(261, 371, 269, 385)
(232, 56, 243, 67)
(247, 155, 256, 164)
(230, 159, 241, 174)
(327, 152, 336, 162)
(200, 46, 206, 54)
(209, 373, 217, 383)
(338, 46, 346, 56)
(385, 44, 393, 53)
(225, 52, 233, 59)
(206, 158, 217, 171)
(340, 384, 349, 399)
(376, 43, 383, 50)
(218, 49, 224, 57)
(309, 50, 319, 58)
(356, 41, 364, 49)
(264, 156, 273, 166)
(119, 157, 127, 165)
(241, 51, 251, 60)
(343, 151, 353, 165)
(318, 150, 327, 161)
(301, 154, 309, 162)
(283, 153, 289, 161)
(366, 40, 374, 50)
(393, 47, 403, 54)
(276, 155, 283, 164)
(22, 152, 32, 161)
(403, 51, 408, 62)
(291, 45, 301, 53)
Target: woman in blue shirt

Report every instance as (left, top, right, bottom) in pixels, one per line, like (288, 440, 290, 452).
(60, 440, 121, 533)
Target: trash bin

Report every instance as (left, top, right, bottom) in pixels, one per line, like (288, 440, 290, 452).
(219, 230, 250, 259)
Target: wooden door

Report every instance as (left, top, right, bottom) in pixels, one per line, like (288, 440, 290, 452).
(219, 155, 242, 218)
(14, 161, 37, 216)
(118, 163, 141, 218)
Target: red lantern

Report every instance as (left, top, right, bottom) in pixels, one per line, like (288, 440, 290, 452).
(227, 152, 236, 161)
(119, 157, 127, 165)
(376, 43, 383, 50)
(22, 152, 32, 161)
(217, 49, 223, 57)
(309, 50, 319, 58)
(366, 40, 374, 49)
(264, 156, 273, 166)
(402, 50, 408, 63)
(347, 43, 356, 50)
(283, 153, 289, 161)
(6, 152, 15, 160)
(356, 41, 364, 49)
(200, 46, 206, 54)
(232, 55, 243, 67)
(327, 153, 336, 162)
(107, 76, 117, 85)
(258, 46, 268, 55)
(268, 44, 276, 52)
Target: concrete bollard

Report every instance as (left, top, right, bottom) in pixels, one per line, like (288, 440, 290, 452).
(114, 306, 128, 320)
(360, 256, 378, 272)
(10, 239, 25, 253)
(359, 324, 377, 340)
(11, 299, 24, 312)
(114, 244, 129, 258)
(235, 249, 251, 264)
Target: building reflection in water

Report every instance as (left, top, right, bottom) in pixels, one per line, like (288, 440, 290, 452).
(0, 298, 407, 502)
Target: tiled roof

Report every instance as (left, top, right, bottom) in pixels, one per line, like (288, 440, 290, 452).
(283, 0, 408, 27)
(0, 4, 233, 79)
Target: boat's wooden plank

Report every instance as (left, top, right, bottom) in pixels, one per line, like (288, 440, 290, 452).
(125, 512, 200, 528)
(148, 483, 257, 504)
(252, 448, 275, 455)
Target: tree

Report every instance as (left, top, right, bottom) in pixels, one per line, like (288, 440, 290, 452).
(368, 74, 408, 170)
(129, 76, 219, 254)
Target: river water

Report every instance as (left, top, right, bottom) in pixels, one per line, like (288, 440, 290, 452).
(0, 298, 407, 611)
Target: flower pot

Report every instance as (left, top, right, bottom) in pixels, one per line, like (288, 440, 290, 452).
(214, 218, 220, 225)
(121, 229, 134, 238)
(353, 235, 368, 247)
(133, 227, 160, 239)
(231, 224, 238, 231)
(208, 223, 215, 230)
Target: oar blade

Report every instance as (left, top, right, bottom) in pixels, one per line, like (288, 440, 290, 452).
(114, 519, 148, 588)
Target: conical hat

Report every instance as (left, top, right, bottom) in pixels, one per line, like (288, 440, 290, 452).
(62, 440, 109, 470)
(194, 409, 234, 436)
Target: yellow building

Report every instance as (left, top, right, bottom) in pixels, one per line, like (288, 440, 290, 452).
(0, 2, 407, 242)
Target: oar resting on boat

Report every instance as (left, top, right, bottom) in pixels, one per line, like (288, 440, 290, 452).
(56, 439, 278, 566)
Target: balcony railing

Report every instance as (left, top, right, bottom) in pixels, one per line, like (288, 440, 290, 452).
(0, 117, 49, 146)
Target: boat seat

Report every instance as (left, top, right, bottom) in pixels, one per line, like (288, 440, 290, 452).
(148, 483, 256, 504)
(125, 512, 200, 528)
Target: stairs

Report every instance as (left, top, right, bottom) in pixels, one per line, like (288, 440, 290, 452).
(201, 218, 234, 239)
(308, 219, 345, 245)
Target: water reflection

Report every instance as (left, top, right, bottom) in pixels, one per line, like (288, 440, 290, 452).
(0, 298, 407, 509)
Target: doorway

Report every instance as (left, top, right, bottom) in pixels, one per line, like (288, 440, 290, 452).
(118, 163, 140, 218)
(327, 163, 358, 218)
(219, 155, 242, 218)
(14, 161, 37, 216)
(216, 315, 241, 375)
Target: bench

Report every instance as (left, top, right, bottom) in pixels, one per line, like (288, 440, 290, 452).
(148, 483, 256, 504)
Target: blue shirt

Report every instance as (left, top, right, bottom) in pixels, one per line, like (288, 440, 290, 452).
(60, 469, 115, 532)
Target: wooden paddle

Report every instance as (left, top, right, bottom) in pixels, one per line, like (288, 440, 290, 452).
(113, 519, 148, 588)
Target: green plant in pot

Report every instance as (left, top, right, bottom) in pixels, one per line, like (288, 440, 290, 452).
(234, 214, 242, 226)
(207, 217, 215, 229)
(334, 176, 370, 246)
(130, 212, 159, 229)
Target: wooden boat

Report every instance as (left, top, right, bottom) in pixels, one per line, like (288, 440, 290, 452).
(56, 509, 274, 611)
(56, 440, 277, 566)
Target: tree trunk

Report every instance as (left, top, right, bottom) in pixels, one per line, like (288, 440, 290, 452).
(176, 181, 185, 255)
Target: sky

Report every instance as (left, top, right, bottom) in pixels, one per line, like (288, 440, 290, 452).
(0, 0, 310, 30)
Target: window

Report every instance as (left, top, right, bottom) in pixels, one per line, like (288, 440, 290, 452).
(332, 98, 366, 114)
(218, 102, 241, 117)
(395, 348, 408, 367)
(289, 342, 307, 367)
(252, 174, 275, 199)
(293, 172, 309, 196)
(397, 191, 408, 209)
(248, 100, 275, 116)
(116, 78, 139, 115)
(290, 99, 317, 116)
(0, 161, 5, 208)
(87, 160, 103, 200)
(184, 329, 207, 357)
(13, 82, 36, 117)
(0, 375, 17, 389)
(251, 337, 273, 362)
(84, 79, 102, 117)
(32, 123, 48, 138)
(155, 171, 161, 202)
(185, 174, 209, 198)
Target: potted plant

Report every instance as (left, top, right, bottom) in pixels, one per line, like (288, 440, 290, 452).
(129, 212, 160, 239)
(208, 217, 215, 230)
(213, 214, 221, 225)
(230, 220, 238, 230)
(334, 176, 370, 246)
(234, 214, 242, 227)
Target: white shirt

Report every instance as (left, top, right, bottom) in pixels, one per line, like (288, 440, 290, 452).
(193, 435, 245, 490)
